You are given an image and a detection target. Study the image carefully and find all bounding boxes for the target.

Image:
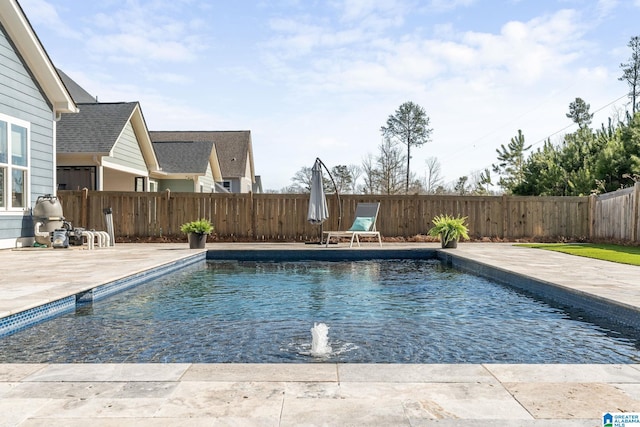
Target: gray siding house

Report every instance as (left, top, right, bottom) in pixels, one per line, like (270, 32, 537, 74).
(0, 0, 77, 249)
(56, 101, 160, 191)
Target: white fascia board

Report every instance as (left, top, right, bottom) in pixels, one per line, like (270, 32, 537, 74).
(0, 1, 77, 114)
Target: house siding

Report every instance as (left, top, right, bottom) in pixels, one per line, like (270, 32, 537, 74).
(109, 121, 147, 173)
(198, 163, 214, 192)
(241, 152, 253, 192)
(0, 22, 55, 247)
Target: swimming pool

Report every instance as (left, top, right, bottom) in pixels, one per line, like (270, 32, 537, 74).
(0, 258, 637, 363)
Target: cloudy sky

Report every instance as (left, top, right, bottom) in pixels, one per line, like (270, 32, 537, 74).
(19, 0, 639, 191)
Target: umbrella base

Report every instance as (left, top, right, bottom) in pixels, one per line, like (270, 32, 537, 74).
(304, 241, 322, 245)
(304, 240, 337, 245)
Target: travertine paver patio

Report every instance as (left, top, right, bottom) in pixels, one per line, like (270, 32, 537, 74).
(0, 242, 638, 426)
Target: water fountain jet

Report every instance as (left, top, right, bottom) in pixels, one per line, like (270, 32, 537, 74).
(310, 322, 331, 356)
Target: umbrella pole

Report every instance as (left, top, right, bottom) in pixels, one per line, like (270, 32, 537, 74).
(305, 223, 323, 245)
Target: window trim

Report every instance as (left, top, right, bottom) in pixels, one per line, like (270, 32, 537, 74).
(0, 113, 30, 214)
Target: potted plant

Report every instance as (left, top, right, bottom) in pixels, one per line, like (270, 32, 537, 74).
(180, 218, 214, 249)
(427, 214, 469, 249)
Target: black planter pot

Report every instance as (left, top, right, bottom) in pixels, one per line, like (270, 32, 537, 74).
(441, 238, 458, 249)
(188, 233, 207, 249)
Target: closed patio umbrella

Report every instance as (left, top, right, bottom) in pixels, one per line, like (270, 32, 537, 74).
(307, 158, 329, 226)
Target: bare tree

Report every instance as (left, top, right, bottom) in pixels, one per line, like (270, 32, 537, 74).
(330, 165, 352, 194)
(376, 138, 406, 195)
(424, 156, 443, 194)
(360, 154, 379, 194)
(288, 166, 313, 193)
(407, 175, 425, 194)
(347, 164, 362, 193)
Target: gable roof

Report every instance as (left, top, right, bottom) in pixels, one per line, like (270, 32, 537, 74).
(57, 69, 96, 103)
(57, 101, 160, 171)
(0, 0, 76, 115)
(57, 102, 138, 153)
(149, 131, 255, 181)
(152, 140, 214, 174)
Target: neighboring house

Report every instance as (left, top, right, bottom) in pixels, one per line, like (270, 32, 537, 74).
(0, 0, 77, 249)
(57, 69, 96, 103)
(150, 131, 257, 193)
(56, 100, 161, 191)
(56, 72, 223, 193)
(151, 140, 224, 193)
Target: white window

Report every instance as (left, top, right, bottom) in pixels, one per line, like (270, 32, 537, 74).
(0, 115, 30, 211)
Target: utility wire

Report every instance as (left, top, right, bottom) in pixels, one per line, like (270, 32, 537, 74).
(442, 93, 630, 188)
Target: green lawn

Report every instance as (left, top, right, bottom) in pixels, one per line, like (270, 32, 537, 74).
(517, 243, 640, 266)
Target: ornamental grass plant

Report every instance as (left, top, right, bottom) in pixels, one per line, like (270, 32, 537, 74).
(427, 214, 470, 247)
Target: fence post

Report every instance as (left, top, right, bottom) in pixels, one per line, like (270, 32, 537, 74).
(501, 194, 508, 239)
(81, 188, 88, 227)
(633, 182, 640, 243)
(588, 194, 597, 241)
(250, 191, 257, 240)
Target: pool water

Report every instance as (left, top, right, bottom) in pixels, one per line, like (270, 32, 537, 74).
(0, 259, 638, 363)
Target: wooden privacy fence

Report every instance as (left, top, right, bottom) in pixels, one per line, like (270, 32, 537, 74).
(57, 190, 591, 241)
(591, 182, 640, 243)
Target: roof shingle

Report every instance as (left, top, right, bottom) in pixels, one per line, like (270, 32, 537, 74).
(57, 102, 138, 153)
(149, 131, 252, 178)
(152, 140, 213, 174)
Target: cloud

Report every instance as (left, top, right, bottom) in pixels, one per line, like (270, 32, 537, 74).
(79, 1, 208, 64)
(19, 0, 82, 39)
(427, 0, 476, 12)
(262, 6, 588, 100)
(596, 0, 619, 17)
(335, 0, 407, 28)
(457, 10, 585, 85)
(86, 33, 199, 63)
(146, 72, 191, 85)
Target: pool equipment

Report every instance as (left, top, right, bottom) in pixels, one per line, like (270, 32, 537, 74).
(32, 194, 111, 249)
(103, 207, 115, 246)
(32, 194, 64, 246)
(310, 322, 331, 356)
(51, 228, 69, 248)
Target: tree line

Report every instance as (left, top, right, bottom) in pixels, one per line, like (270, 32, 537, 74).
(281, 36, 640, 196)
(490, 36, 640, 196)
